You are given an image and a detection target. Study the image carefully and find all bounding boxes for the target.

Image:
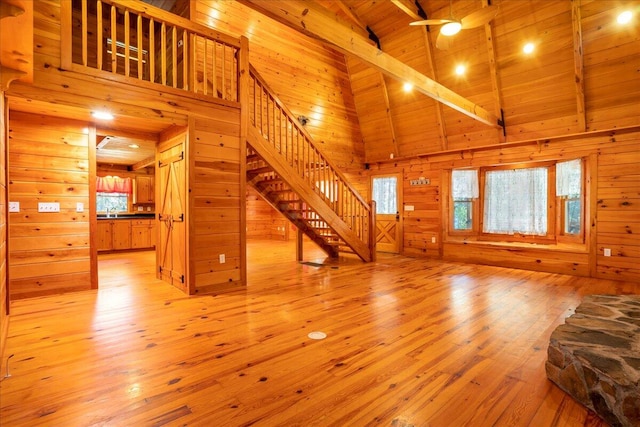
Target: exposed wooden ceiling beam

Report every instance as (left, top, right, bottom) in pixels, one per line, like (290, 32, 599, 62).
(483, 0, 506, 142)
(571, 0, 586, 132)
(130, 155, 155, 171)
(338, 4, 399, 157)
(391, 0, 449, 149)
(390, 0, 423, 22)
(239, 0, 502, 129)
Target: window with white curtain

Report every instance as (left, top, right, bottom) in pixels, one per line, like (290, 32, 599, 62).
(483, 167, 548, 235)
(449, 159, 584, 243)
(372, 176, 397, 215)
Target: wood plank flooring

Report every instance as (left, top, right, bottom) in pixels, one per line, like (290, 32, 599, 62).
(1, 240, 638, 426)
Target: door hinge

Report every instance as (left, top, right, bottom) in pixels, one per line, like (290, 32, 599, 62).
(180, 275, 185, 284)
(159, 266, 163, 273)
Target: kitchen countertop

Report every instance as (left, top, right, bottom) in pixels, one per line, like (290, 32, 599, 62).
(97, 213, 156, 220)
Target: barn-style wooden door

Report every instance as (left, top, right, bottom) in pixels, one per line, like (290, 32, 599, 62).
(156, 134, 187, 292)
(371, 174, 402, 253)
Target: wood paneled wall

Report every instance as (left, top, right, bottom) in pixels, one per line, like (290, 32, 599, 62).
(246, 187, 288, 241)
(0, 93, 8, 358)
(8, 112, 91, 299)
(191, 113, 243, 294)
(367, 130, 640, 282)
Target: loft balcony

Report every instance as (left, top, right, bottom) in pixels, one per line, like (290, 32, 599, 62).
(63, 0, 243, 106)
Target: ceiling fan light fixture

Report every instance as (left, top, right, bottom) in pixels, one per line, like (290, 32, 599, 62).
(441, 21, 462, 36)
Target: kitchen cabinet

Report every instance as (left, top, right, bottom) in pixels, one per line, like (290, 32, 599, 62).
(131, 219, 155, 249)
(98, 220, 131, 250)
(98, 218, 155, 251)
(136, 176, 154, 204)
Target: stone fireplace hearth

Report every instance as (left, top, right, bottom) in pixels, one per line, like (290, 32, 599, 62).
(546, 294, 640, 427)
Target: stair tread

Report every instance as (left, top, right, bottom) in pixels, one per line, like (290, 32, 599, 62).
(248, 166, 274, 174)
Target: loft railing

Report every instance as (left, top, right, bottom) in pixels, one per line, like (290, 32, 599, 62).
(249, 65, 376, 260)
(64, 0, 240, 103)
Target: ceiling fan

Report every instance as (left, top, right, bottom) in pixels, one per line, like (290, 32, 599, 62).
(410, 0, 499, 50)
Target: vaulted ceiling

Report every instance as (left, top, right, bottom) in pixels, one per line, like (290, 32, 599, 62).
(235, 0, 639, 162)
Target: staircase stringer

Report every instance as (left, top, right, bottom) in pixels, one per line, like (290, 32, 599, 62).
(247, 128, 372, 261)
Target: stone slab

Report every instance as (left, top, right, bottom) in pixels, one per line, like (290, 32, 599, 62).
(546, 294, 640, 427)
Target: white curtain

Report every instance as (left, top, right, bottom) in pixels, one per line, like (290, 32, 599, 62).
(372, 177, 397, 214)
(483, 167, 548, 235)
(557, 159, 582, 197)
(452, 169, 479, 200)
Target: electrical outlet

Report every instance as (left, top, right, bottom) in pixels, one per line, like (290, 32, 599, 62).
(76, 202, 84, 212)
(219, 254, 226, 264)
(603, 248, 611, 257)
(431, 236, 436, 244)
(9, 202, 19, 213)
(38, 202, 60, 212)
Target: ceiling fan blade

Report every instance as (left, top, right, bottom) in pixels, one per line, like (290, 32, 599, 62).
(460, 5, 499, 29)
(409, 18, 454, 26)
(435, 31, 453, 50)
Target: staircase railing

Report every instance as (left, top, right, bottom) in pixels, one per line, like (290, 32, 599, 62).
(63, 0, 241, 104)
(249, 65, 376, 261)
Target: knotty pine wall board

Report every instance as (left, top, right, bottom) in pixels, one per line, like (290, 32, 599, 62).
(8, 112, 91, 299)
(191, 116, 243, 294)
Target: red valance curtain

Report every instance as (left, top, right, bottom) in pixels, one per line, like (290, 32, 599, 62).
(96, 176, 132, 194)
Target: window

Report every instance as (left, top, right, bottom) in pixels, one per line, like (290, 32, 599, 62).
(372, 176, 397, 214)
(96, 176, 132, 213)
(483, 167, 548, 236)
(557, 159, 582, 236)
(96, 193, 129, 213)
(451, 170, 478, 231)
(449, 159, 584, 243)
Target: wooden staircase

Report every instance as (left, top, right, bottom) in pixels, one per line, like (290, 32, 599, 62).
(247, 66, 376, 262)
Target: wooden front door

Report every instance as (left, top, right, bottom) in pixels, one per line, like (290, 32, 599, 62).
(157, 134, 187, 292)
(372, 174, 402, 253)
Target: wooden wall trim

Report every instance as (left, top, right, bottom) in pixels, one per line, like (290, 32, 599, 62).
(370, 124, 640, 165)
(238, 36, 249, 287)
(89, 125, 97, 289)
(587, 152, 597, 277)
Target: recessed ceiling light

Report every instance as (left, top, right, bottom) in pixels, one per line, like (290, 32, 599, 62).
(92, 111, 114, 120)
(128, 144, 140, 149)
(403, 82, 414, 92)
(455, 64, 466, 75)
(441, 21, 462, 36)
(523, 42, 535, 54)
(617, 10, 633, 25)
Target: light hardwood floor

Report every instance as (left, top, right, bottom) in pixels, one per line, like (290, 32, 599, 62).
(1, 240, 637, 426)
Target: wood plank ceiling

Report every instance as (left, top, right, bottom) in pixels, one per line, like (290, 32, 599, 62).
(237, 0, 639, 162)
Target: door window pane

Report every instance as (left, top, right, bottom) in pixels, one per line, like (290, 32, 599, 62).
(372, 177, 397, 214)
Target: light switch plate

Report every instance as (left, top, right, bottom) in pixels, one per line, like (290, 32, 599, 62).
(219, 254, 226, 264)
(38, 202, 60, 212)
(9, 202, 19, 213)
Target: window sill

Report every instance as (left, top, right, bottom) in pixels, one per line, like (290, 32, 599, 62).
(444, 237, 588, 254)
